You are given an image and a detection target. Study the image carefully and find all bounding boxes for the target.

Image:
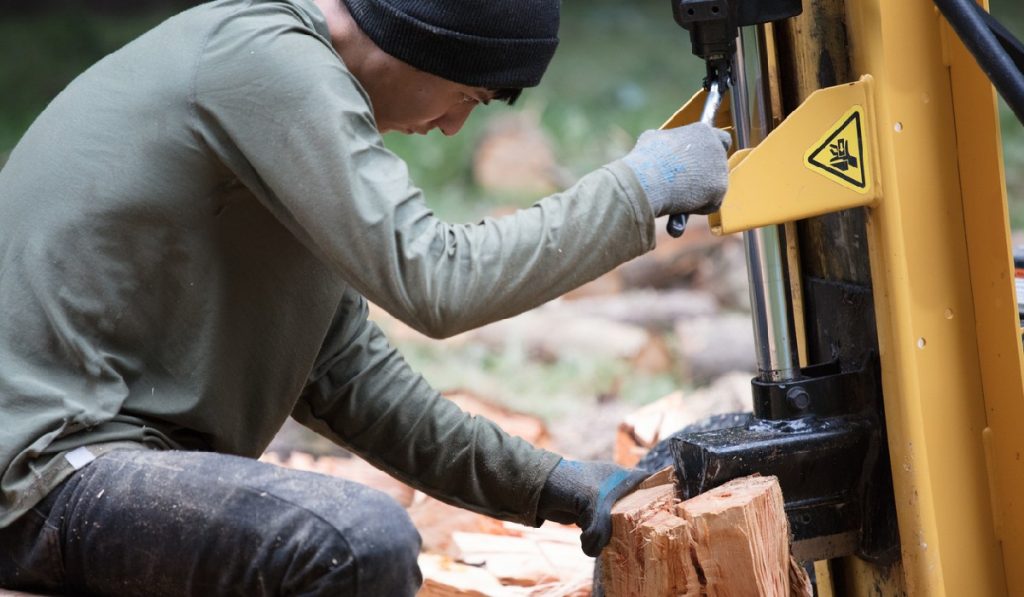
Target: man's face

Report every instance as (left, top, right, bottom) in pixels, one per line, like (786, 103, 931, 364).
(362, 63, 494, 136)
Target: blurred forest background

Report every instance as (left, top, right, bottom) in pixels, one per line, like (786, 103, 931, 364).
(0, 1, 1022, 449)
(2, 0, 1021, 221)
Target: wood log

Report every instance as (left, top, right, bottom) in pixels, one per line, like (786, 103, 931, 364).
(680, 476, 792, 596)
(601, 483, 700, 597)
(601, 474, 811, 597)
(613, 374, 753, 468)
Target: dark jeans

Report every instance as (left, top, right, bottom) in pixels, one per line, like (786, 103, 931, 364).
(0, 449, 422, 596)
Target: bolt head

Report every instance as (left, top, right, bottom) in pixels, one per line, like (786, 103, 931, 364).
(786, 387, 811, 411)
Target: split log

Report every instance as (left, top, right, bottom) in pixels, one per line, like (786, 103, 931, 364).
(601, 482, 701, 597)
(601, 474, 811, 597)
(613, 374, 753, 467)
(679, 476, 795, 596)
(417, 554, 516, 597)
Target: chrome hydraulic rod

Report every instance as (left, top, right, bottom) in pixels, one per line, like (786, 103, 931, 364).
(700, 79, 726, 126)
(733, 28, 800, 382)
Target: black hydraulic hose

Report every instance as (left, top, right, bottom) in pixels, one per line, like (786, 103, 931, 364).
(977, 7, 1024, 74)
(933, 0, 1024, 124)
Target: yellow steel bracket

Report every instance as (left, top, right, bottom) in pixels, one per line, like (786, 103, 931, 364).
(696, 75, 881, 235)
(660, 87, 734, 131)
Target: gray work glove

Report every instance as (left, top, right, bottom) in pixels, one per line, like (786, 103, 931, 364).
(537, 459, 648, 557)
(621, 122, 732, 218)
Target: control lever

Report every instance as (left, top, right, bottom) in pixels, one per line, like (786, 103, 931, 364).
(664, 0, 801, 238)
(666, 78, 727, 237)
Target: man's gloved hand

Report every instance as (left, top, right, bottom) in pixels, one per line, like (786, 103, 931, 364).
(621, 122, 732, 218)
(537, 459, 648, 557)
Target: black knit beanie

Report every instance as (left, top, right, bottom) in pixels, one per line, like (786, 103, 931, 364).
(341, 0, 560, 89)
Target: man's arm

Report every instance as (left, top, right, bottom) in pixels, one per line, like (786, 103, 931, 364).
(291, 287, 562, 525)
(192, 16, 655, 339)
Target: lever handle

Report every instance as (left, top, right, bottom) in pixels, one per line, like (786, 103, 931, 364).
(666, 79, 725, 239)
(667, 213, 688, 237)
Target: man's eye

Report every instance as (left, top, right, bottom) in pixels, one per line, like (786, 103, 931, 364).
(461, 94, 479, 105)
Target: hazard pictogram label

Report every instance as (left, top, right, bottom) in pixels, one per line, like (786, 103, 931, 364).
(804, 105, 869, 194)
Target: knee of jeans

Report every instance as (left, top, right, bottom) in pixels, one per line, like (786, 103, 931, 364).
(264, 487, 422, 596)
(339, 486, 422, 593)
(350, 486, 420, 563)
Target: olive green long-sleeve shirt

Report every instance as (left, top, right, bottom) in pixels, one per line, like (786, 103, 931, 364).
(0, 0, 655, 528)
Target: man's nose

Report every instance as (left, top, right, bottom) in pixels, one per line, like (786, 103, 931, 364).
(438, 104, 475, 136)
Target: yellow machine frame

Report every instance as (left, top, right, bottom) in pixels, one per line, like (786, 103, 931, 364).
(668, 0, 1024, 593)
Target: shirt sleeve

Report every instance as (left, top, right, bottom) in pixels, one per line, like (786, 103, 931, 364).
(291, 287, 562, 525)
(191, 11, 656, 339)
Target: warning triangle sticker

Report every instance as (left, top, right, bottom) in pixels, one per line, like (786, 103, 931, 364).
(804, 106, 869, 194)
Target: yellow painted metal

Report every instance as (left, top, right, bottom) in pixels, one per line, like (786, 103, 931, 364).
(840, 0, 1014, 593)
(760, 21, 810, 370)
(944, 5, 1024, 594)
(707, 78, 880, 235)
(784, 220, 808, 367)
(659, 88, 733, 131)
(660, 4, 1022, 593)
(814, 561, 836, 597)
(836, 558, 907, 595)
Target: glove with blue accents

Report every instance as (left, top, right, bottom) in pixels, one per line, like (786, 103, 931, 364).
(622, 122, 732, 217)
(537, 459, 649, 556)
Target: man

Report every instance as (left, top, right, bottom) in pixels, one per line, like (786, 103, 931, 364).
(0, 0, 730, 594)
